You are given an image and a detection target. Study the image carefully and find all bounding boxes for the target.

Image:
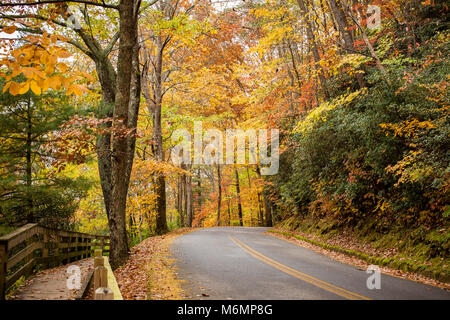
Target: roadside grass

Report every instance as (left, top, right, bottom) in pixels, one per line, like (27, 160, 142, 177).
(268, 217, 449, 288)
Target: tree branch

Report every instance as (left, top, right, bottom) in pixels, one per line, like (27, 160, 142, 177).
(0, 0, 119, 10)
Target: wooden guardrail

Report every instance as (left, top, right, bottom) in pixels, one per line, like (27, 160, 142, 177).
(93, 249, 123, 300)
(0, 223, 109, 300)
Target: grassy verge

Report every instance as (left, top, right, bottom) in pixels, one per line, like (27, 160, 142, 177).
(268, 218, 449, 286)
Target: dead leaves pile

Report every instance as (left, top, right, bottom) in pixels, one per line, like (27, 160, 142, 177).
(114, 228, 193, 300)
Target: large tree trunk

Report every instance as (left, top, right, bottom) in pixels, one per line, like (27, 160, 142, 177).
(108, 0, 140, 269)
(95, 59, 115, 219)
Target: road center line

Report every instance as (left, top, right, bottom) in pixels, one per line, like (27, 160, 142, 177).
(229, 236, 371, 300)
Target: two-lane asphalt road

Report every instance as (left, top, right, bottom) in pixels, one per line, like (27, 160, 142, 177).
(171, 227, 449, 300)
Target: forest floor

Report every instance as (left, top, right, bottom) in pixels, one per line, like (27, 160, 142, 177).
(113, 228, 194, 300)
(268, 226, 450, 290)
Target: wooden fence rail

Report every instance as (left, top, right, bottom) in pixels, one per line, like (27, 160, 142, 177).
(0, 223, 109, 299)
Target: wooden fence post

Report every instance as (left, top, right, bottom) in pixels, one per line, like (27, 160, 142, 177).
(0, 241, 7, 300)
(94, 249, 107, 292)
(43, 230, 49, 268)
(100, 238, 105, 253)
(55, 233, 61, 266)
(94, 287, 114, 300)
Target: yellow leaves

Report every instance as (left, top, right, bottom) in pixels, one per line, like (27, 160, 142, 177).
(55, 49, 71, 59)
(58, 63, 69, 73)
(379, 119, 435, 138)
(2, 76, 86, 97)
(47, 76, 62, 90)
(4, 80, 40, 96)
(66, 84, 86, 96)
(18, 82, 30, 95)
(332, 54, 372, 76)
(39, 54, 50, 66)
(8, 81, 20, 96)
(1, 81, 10, 94)
(30, 80, 41, 95)
(1, 33, 87, 97)
(386, 149, 434, 186)
(1, 26, 17, 34)
(294, 89, 368, 135)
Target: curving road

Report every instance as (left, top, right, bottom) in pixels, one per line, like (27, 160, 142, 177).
(170, 227, 449, 300)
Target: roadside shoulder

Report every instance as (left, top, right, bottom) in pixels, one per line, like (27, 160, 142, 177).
(267, 228, 449, 290)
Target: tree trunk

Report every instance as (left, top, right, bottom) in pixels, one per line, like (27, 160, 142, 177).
(296, 0, 330, 99)
(185, 168, 193, 227)
(257, 191, 265, 227)
(256, 165, 273, 227)
(177, 173, 185, 227)
(341, 0, 389, 80)
(94, 56, 117, 220)
(328, 0, 366, 88)
(227, 198, 231, 226)
(216, 164, 222, 226)
(234, 168, 243, 226)
(108, 0, 140, 269)
(196, 167, 202, 213)
(26, 97, 33, 223)
(153, 34, 169, 235)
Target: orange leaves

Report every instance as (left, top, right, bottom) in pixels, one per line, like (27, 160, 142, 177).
(1, 26, 17, 34)
(0, 33, 86, 97)
(66, 84, 88, 96)
(5, 81, 18, 95)
(114, 230, 190, 300)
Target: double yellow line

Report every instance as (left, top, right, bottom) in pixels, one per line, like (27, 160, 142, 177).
(229, 236, 371, 300)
